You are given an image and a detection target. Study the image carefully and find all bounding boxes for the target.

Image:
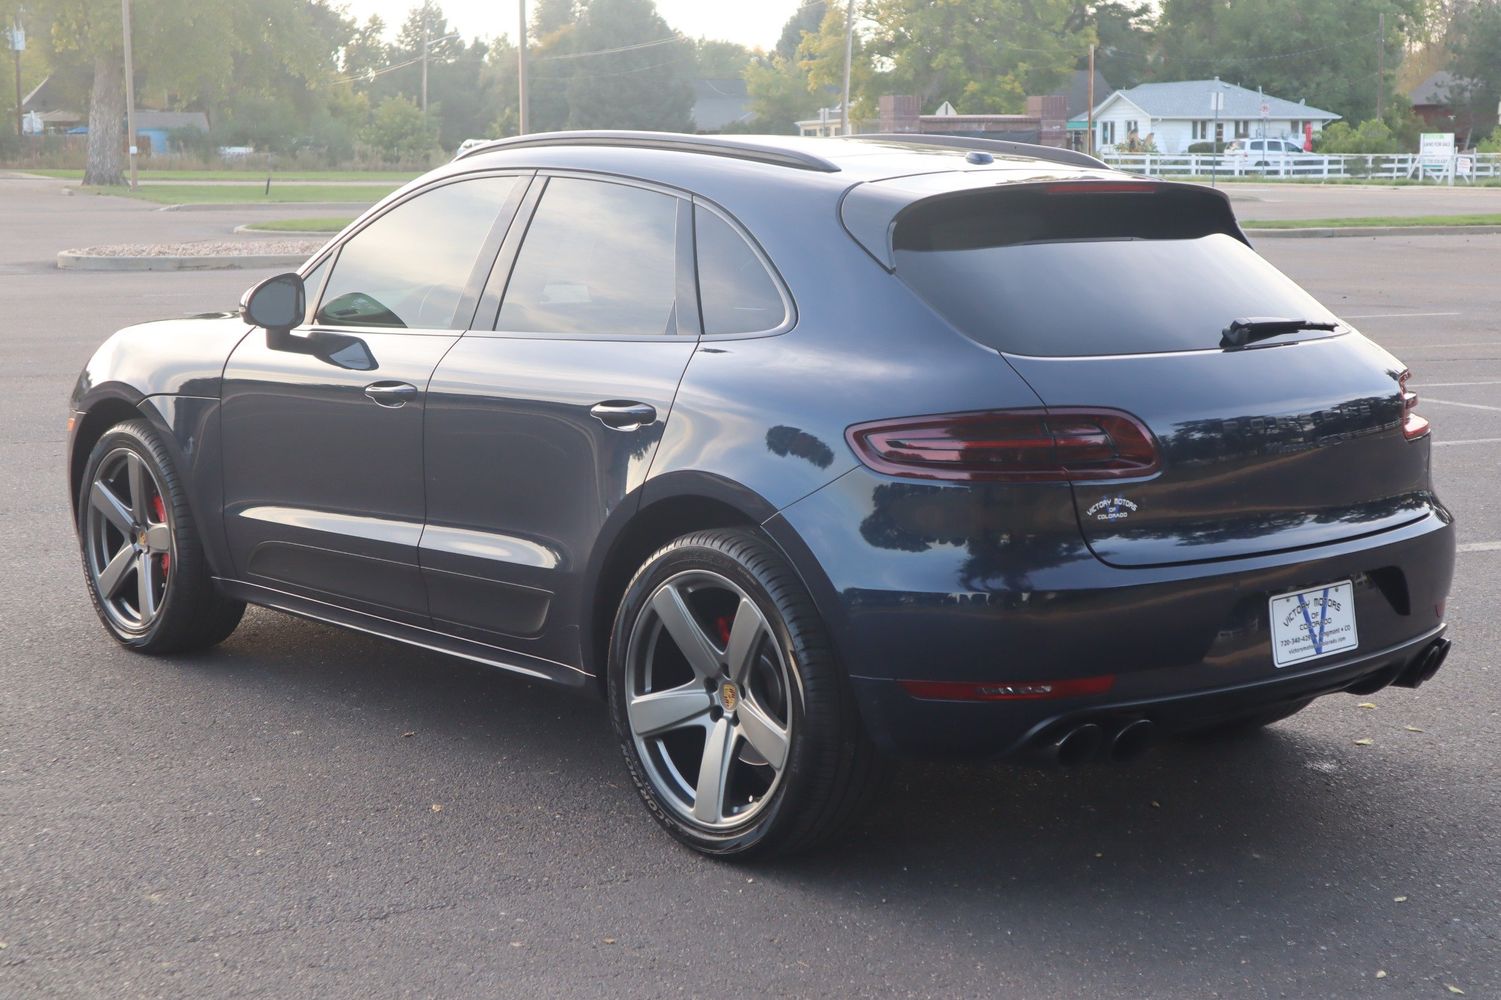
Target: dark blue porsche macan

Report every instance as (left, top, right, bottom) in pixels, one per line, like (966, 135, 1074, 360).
(69, 132, 1455, 857)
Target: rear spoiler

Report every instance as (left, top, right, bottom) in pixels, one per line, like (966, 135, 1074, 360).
(840, 175, 1248, 271)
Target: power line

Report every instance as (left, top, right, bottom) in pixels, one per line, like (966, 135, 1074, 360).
(534, 34, 685, 61)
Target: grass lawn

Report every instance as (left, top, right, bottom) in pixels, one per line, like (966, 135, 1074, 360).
(1242, 213, 1501, 229)
(29, 167, 417, 183)
(82, 183, 398, 205)
(242, 216, 356, 233)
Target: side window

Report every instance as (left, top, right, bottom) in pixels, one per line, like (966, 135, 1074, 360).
(695, 208, 786, 335)
(315, 175, 520, 330)
(496, 177, 680, 337)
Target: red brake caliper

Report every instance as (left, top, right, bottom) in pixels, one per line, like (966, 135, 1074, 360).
(714, 615, 733, 646)
(151, 494, 170, 577)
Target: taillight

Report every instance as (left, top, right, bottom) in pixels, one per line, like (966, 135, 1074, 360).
(1399, 370, 1429, 441)
(845, 408, 1161, 483)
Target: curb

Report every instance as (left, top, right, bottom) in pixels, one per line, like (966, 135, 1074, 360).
(233, 223, 340, 237)
(1246, 224, 1501, 239)
(156, 201, 375, 212)
(57, 250, 310, 272)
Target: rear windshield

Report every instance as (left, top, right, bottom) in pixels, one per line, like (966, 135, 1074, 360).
(892, 188, 1339, 357)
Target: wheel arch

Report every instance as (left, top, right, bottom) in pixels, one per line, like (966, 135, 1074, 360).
(583, 472, 805, 695)
(69, 386, 159, 519)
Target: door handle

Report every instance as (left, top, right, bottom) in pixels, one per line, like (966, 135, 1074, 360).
(590, 400, 657, 430)
(363, 381, 419, 407)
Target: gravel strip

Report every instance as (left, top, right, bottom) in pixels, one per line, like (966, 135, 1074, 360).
(66, 239, 324, 257)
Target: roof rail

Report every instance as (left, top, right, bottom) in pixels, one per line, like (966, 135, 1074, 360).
(839, 134, 1109, 170)
(454, 131, 842, 172)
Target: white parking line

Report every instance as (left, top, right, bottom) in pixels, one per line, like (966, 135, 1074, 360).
(1342, 311, 1463, 319)
(1458, 542, 1501, 553)
(1435, 438, 1501, 447)
(1423, 397, 1501, 413)
(1415, 381, 1501, 388)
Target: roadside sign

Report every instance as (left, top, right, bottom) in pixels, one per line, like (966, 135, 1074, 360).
(8, 26, 23, 51)
(1260, 102, 1270, 118)
(1419, 132, 1456, 163)
(1065, 120, 1087, 131)
(1209, 92, 1224, 113)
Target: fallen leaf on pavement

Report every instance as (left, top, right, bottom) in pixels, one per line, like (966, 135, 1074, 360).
(1354, 738, 1374, 746)
(1375, 970, 1386, 979)
(1394, 896, 1408, 902)
(431, 803, 444, 813)
(1446, 986, 1464, 996)
(1358, 702, 1378, 710)
(1403, 726, 1423, 733)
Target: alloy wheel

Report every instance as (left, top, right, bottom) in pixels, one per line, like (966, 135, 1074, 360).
(624, 570, 795, 830)
(84, 448, 174, 635)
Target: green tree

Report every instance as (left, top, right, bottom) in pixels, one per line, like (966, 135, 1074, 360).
(1154, 0, 1417, 123)
(361, 94, 438, 163)
(692, 38, 752, 79)
(531, 0, 577, 38)
(744, 54, 821, 133)
(36, 0, 342, 183)
(797, 6, 876, 123)
(776, 0, 827, 60)
(562, 0, 692, 131)
(1444, 0, 1501, 143)
(867, 0, 1090, 112)
(1085, 1, 1157, 90)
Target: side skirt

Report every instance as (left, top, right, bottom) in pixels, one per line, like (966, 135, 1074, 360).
(216, 577, 594, 692)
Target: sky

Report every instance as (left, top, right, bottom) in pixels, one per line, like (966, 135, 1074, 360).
(336, 0, 810, 51)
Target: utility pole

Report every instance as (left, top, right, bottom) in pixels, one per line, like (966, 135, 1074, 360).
(1087, 44, 1095, 156)
(517, 0, 529, 134)
(1376, 11, 1385, 120)
(121, 0, 137, 190)
(840, 0, 855, 136)
(421, 24, 428, 115)
(11, 10, 23, 140)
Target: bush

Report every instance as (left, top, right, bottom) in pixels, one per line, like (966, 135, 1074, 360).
(1315, 119, 1403, 155)
(1187, 141, 1220, 154)
(1478, 129, 1501, 154)
(360, 96, 440, 167)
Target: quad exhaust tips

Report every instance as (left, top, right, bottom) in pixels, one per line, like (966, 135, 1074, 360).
(1034, 717, 1157, 767)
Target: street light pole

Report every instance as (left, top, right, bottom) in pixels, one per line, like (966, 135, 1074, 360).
(517, 0, 529, 134)
(421, 24, 428, 115)
(121, 0, 137, 190)
(12, 12, 23, 140)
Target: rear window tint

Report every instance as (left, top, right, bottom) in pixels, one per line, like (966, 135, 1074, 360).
(892, 188, 1337, 357)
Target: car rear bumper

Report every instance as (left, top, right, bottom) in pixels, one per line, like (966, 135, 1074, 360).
(764, 468, 1455, 759)
(847, 625, 1448, 759)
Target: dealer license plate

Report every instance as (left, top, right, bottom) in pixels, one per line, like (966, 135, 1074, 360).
(1269, 581, 1358, 668)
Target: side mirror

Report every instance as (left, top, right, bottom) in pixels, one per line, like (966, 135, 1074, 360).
(240, 272, 306, 333)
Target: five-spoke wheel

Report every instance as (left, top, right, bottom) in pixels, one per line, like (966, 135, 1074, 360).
(76, 419, 245, 653)
(625, 570, 794, 829)
(609, 528, 883, 858)
(84, 448, 174, 635)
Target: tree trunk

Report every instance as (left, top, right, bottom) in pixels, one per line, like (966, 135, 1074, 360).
(84, 50, 125, 187)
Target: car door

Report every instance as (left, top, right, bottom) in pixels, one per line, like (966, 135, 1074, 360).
(420, 174, 699, 666)
(220, 172, 529, 624)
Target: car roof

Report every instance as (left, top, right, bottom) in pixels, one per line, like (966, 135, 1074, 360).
(434, 130, 1113, 187)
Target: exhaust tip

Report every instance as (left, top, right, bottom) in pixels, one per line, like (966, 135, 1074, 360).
(1107, 718, 1157, 763)
(1049, 722, 1104, 767)
(1393, 637, 1451, 689)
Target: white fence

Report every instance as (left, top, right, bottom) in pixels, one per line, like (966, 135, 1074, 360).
(1099, 152, 1501, 183)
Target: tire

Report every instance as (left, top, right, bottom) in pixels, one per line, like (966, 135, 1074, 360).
(1183, 698, 1313, 739)
(76, 418, 245, 654)
(607, 528, 885, 859)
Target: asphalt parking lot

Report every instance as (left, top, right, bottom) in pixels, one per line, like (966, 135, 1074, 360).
(1, 176, 1498, 999)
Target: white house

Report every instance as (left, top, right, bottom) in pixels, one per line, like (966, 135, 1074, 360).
(1073, 80, 1341, 154)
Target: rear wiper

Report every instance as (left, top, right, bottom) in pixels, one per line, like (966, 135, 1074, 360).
(1221, 316, 1339, 349)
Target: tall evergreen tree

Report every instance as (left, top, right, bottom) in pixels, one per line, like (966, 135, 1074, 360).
(563, 0, 692, 131)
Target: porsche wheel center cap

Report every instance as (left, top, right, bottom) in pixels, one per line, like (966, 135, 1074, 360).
(719, 682, 738, 713)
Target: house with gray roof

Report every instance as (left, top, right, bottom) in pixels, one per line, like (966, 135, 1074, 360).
(1073, 79, 1340, 154)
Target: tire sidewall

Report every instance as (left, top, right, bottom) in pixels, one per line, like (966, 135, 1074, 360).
(607, 533, 819, 857)
(77, 422, 188, 650)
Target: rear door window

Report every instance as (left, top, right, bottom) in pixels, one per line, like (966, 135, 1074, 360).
(892, 185, 1338, 357)
(497, 177, 681, 336)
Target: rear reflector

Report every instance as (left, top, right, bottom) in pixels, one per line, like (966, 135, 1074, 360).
(846, 408, 1161, 483)
(900, 675, 1116, 701)
(1399, 370, 1429, 441)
